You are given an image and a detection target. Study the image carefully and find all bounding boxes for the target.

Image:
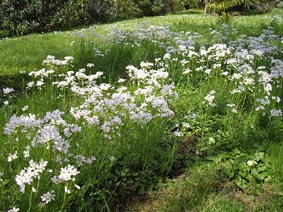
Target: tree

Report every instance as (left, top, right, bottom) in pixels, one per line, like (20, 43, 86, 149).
(203, 0, 258, 14)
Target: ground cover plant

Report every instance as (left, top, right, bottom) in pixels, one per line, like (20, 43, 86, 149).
(0, 9, 283, 211)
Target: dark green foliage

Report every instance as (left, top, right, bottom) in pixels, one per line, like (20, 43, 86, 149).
(0, 0, 89, 37)
(183, 0, 204, 9)
(86, 0, 116, 22)
(0, 0, 171, 38)
(186, 0, 278, 13)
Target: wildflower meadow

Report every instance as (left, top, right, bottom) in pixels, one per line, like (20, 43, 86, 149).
(1, 9, 283, 211)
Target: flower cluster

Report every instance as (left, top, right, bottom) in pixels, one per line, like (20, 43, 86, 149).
(161, 25, 282, 117)
(51, 165, 79, 184)
(42, 55, 74, 66)
(15, 159, 48, 193)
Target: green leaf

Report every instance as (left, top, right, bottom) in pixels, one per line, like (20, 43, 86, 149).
(256, 172, 269, 181)
(254, 152, 265, 161)
(206, 154, 225, 163)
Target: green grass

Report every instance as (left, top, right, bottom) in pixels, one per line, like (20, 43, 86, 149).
(0, 34, 78, 75)
(0, 8, 283, 212)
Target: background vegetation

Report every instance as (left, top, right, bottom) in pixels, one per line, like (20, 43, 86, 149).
(1, 0, 282, 38)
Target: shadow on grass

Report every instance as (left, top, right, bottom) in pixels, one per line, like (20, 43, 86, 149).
(0, 73, 32, 97)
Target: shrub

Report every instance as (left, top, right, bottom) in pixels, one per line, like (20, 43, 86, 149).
(0, 0, 89, 37)
(171, 0, 185, 12)
(0, 0, 175, 38)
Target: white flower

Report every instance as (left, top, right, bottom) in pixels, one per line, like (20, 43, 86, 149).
(7, 207, 20, 212)
(22, 105, 29, 112)
(173, 130, 184, 137)
(23, 146, 30, 158)
(86, 63, 94, 67)
(3, 87, 15, 95)
(64, 186, 71, 194)
(271, 96, 280, 103)
(247, 160, 255, 166)
(26, 81, 35, 88)
(183, 68, 192, 74)
(109, 156, 115, 162)
(8, 151, 18, 162)
(163, 53, 171, 60)
(203, 90, 216, 107)
(117, 78, 126, 83)
(41, 190, 55, 204)
(4, 113, 42, 135)
(58, 165, 80, 182)
(208, 137, 215, 145)
(232, 108, 238, 113)
(64, 56, 74, 61)
(36, 80, 44, 87)
(74, 184, 81, 190)
(15, 159, 48, 193)
(178, 45, 187, 51)
(270, 109, 282, 117)
(0, 171, 3, 182)
(182, 122, 190, 128)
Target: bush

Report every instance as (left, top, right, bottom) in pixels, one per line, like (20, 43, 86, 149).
(151, 0, 169, 15)
(0, 0, 184, 38)
(183, 0, 204, 9)
(115, 0, 142, 19)
(86, 0, 117, 22)
(171, 0, 185, 12)
(0, 0, 89, 37)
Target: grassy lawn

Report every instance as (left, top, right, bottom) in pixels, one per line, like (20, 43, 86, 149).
(0, 8, 283, 212)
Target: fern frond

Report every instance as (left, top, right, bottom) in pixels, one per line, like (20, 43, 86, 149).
(207, 0, 258, 13)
